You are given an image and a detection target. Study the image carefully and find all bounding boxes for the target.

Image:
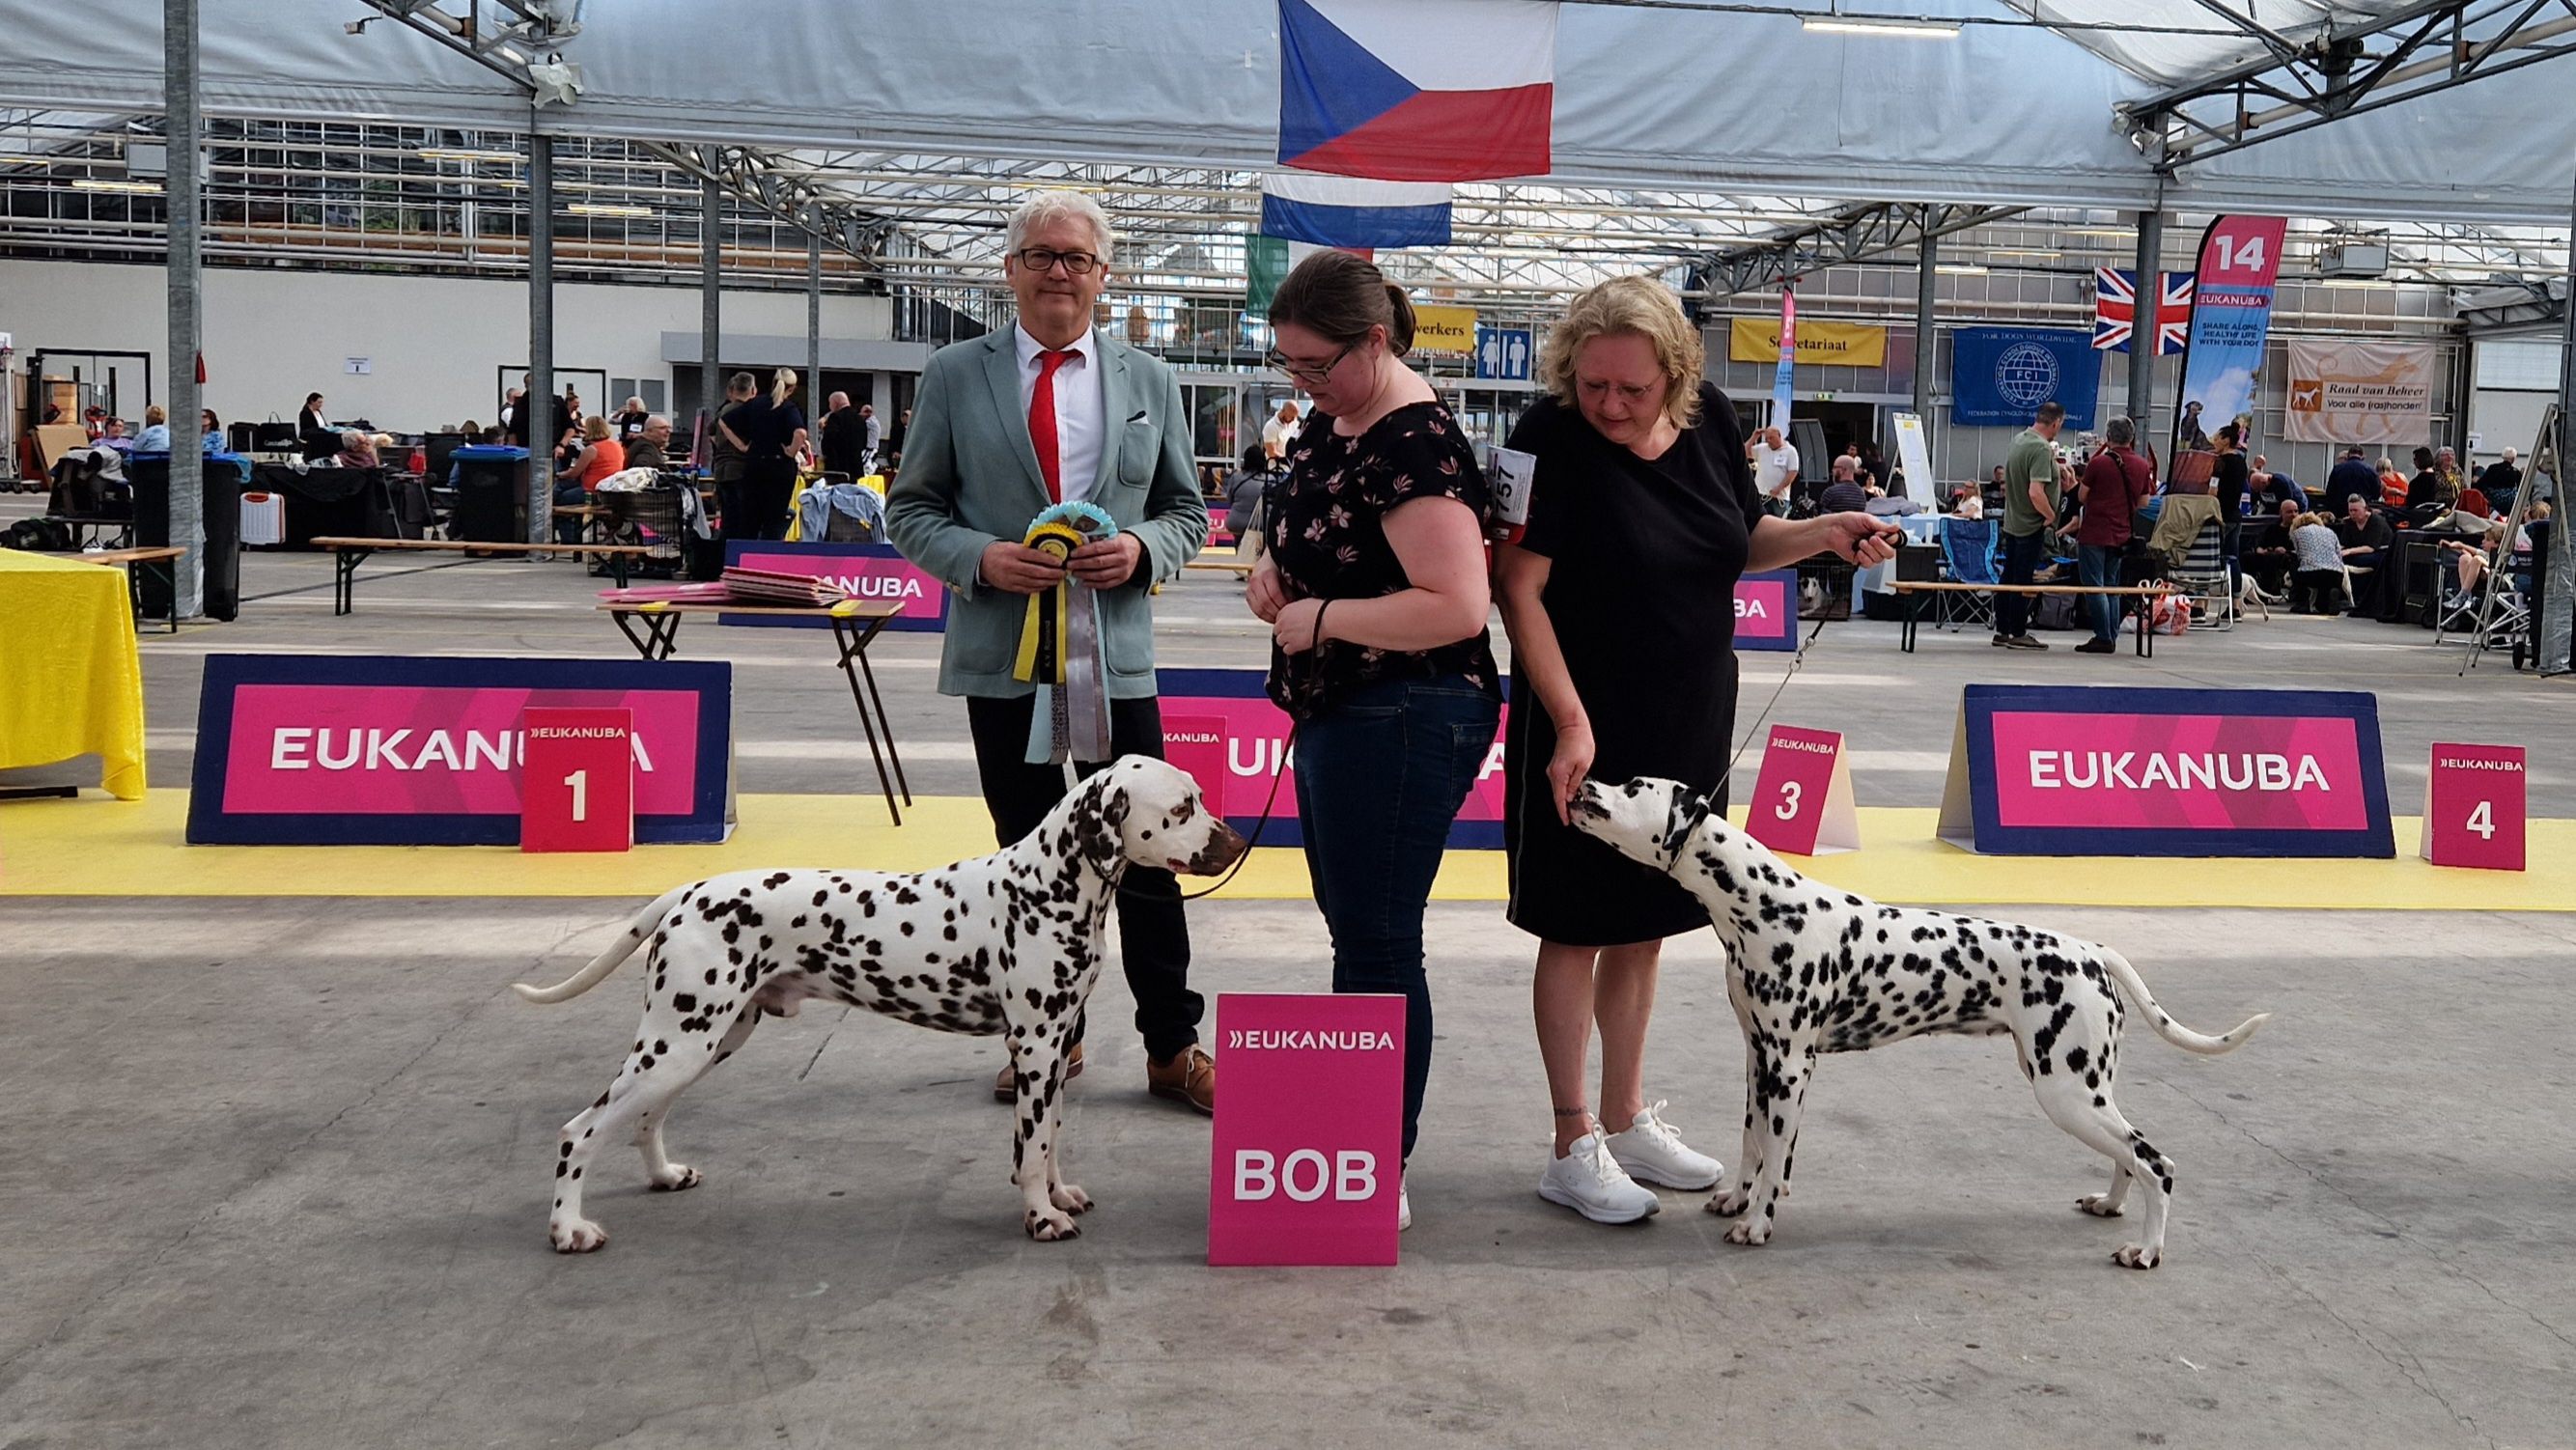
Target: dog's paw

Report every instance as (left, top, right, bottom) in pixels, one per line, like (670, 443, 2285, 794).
(1050, 1183, 1093, 1214)
(649, 1165, 702, 1192)
(1722, 1218, 1772, 1246)
(1707, 1187, 1751, 1217)
(2076, 1192, 2123, 1217)
(1024, 1208, 1081, 1241)
(549, 1218, 609, 1253)
(2113, 1243, 2161, 1269)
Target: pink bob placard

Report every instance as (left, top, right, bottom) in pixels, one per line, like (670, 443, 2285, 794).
(1938, 684, 2392, 857)
(1208, 992, 1406, 1268)
(188, 655, 735, 845)
(722, 541, 947, 630)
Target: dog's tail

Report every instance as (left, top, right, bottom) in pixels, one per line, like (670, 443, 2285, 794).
(512, 886, 692, 1005)
(2099, 946, 2270, 1055)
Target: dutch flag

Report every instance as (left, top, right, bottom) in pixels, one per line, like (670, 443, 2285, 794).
(1259, 172, 1452, 250)
(1277, 0, 1557, 183)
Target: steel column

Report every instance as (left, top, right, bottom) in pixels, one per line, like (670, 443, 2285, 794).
(526, 125, 553, 544)
(164, 0, 204, 618)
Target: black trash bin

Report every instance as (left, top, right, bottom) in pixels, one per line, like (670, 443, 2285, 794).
(449, 446, 532, 544)
(130, 453, 245, 622)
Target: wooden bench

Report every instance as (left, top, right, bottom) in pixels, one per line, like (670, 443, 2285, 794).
(1890, 580, 2176, 657)
(1185, 556, 1255, 575)
(597, 598, 912, 823)
(310, 536, 658, 616)
(71, 545, 187, 633)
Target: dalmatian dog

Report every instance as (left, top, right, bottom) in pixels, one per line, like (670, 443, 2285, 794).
(513, 757, 1246, 1252)
(1570, 775, 2269, 1269)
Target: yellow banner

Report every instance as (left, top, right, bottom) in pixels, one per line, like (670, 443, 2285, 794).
(1412, 304, 1478, 356)
(1727, 317, 1889, 368)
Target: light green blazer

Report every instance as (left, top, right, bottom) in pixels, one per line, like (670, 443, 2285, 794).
(885, 329, 1210, 699)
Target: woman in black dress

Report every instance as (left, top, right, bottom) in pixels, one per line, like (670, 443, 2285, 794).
(1496, 276, 1895, 1225)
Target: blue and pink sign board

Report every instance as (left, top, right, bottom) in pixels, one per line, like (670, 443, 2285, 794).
(186, 655, 735, 845)
(1732, 570, 1797, 652)
(1208, 991, 1406, 1268)
(720, 540, 947, 631)
(1937, 684, 2392, 857)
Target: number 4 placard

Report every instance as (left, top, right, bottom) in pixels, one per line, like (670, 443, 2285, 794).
(2421, 742, 2524, 871)
(1747, 724, 1860, 856)
(522, 707, 635, 852)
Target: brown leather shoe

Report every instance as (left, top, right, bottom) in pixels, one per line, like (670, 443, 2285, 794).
(993, 1042, 1083, 1101)
(1145, 1045, 1216, 1115)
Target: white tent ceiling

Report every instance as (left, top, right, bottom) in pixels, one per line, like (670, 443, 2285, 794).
(0, 0, 2568, 226)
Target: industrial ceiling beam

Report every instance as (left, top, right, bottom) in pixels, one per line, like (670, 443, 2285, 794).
(2118, 0, 2576, 170)
(1683, 200, 2027, 313)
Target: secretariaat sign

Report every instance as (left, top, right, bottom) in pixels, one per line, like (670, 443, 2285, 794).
(188, 655, 735, 845)
(1936, 684, 2392, 857)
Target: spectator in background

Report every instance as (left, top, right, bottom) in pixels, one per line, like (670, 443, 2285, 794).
(1817, 455, 1871, 514)
(2480, 448, 2525, 518)
(2247, 497, 2303, 599)
(1995, 401, 2071, 650)
(819, 391, 868, 477)
(1861, 439, 1898, 497)
(296, 392, 332, 456)
(134, 405, 172, 454)
(2288, 513, 2349, 614)
(2212, 422, 2250, 587)
(859, 403, 882, 466)
(1220, 443, 1273, 554)
(550, 415, 621, 542)
(1746, 423, 1799, 516)
(883, 405, 910, 465)
(2378, 454, 2410, 509)
(2338, 491, 2395, 612)
(2074, 414, 2155, 653)
(2406, 446, 2450, 511)
(2249, 455, 2307, 511)
(335, 430, 380, 469)
(2435, 446, 2466, 498)
(2324, 445, 2379, 516)
(613, 396, 650, 440)
(709, 372, 758, 541)
(624, 414, 674, 471)
(717, 368, 803, 541)
(1260, 400, 1302, 462)
(199, 408, 224, 454)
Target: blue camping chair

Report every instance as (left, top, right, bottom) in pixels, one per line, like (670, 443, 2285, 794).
(1937, 516, 2000, 630)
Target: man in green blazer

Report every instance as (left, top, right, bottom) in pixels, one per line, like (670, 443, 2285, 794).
(886, 191, 1217, 1114)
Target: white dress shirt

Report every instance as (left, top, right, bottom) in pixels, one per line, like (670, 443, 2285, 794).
(1013, 321, 1105, 503)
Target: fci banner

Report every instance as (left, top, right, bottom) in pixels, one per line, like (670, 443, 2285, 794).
(1727, 318, 1889, 368)
(1950, 328, 2100, 429)
(1936, 684, 2392, 857)
(2283, 340, 2436, 445)
(2172, 214, 2289, 457)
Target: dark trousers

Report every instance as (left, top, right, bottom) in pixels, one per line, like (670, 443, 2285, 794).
(551, 481, 589, 544)
(965, 692, 1201, 1061)
(1292, 675, 1501, 1161)
(2292, 568, 2347, 614)
(1996, 529, 2047, 637)
(718, 460, 795, 544)
(2077, 543, 2124, 643)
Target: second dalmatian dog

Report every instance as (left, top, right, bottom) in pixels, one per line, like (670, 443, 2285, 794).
(1570, 775, 2269, 1269)
(514, 757, 1245, 1252)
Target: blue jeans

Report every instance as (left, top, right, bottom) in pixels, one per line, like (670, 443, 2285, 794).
(2078, 543, 2124, 643)
(1292, 675, 1500, 1161)
(552, 481, 589, 544)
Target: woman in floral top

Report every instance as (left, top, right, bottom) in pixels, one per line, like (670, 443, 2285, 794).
(1246, 251, 1499, 1227)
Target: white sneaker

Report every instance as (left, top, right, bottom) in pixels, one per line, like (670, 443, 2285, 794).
(1397, 1178, 1411, 1232)
(1606, 1101, 1726, 1190)
(1538, 1129, 1662, 1224)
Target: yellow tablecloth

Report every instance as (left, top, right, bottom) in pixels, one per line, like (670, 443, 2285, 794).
(0, 551, 146, 798)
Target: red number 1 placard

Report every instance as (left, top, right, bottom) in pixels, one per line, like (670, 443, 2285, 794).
(521, 707, 635, 852)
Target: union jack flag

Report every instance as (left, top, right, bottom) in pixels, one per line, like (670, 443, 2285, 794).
(2093, 268, 2194, 354)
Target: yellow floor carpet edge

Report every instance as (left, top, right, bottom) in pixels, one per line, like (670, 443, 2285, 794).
(3, 791, 2563, 910)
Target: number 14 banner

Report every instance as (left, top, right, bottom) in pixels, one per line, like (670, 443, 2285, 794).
(2172, 214, 2288, 458)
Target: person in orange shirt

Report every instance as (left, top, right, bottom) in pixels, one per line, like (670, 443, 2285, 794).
(555, 415, 626, 542)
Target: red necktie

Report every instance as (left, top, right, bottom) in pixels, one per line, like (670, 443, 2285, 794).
(1029, 349, 1075, 503)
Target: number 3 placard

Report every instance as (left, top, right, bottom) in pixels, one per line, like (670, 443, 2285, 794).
(1747, 724, 1860, 856)
(522, 707, 636, 852)
(2421, 742, 2524, 871)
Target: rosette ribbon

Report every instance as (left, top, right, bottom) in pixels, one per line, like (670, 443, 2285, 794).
(1011, 500, 1120, 765)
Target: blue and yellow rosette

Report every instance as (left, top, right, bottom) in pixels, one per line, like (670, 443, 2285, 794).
(1013, 500, 1120, 765)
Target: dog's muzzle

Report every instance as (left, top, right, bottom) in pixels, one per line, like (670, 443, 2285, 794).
(1179, 822, 1249, 875)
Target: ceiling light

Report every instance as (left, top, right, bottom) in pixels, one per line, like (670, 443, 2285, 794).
(0, 153, 47, 165)
(1936, 264, 1989, 275)
(71, 178, 162, 194)
(569, 202, 651, 218)
(2062, 226, 2137, 237)
(417, 147, 518, 163)
(1802, 17, 1960, 39)
(1986, 248, 2060, 259)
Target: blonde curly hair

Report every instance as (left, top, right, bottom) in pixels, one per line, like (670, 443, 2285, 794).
(1537, 274, 1705, 430)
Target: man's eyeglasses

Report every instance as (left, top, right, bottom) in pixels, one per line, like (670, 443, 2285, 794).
(1011, 247, 1101, 276)
(1266, 342, 1354, 386)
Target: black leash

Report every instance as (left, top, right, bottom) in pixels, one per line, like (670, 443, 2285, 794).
(1180, 722, 1296, 901)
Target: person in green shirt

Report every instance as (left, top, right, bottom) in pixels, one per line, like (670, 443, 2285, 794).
(1994, 401, 2071, 649)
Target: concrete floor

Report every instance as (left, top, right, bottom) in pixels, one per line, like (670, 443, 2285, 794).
(5, 526, 2574, 1445)
(3, 901, 2572, 1448)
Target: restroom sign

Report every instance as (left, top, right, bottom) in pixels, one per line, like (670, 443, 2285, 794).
(1207, 992, 1405, 1268)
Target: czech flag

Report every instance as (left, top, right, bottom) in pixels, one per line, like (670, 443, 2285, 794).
(1277, 0, 1556, 183)
(1259, 172, 1452, 249)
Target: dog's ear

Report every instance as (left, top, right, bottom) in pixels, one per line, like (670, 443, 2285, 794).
(1660, 788, 1712, 859)
(1071, 777, 1129, 866)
